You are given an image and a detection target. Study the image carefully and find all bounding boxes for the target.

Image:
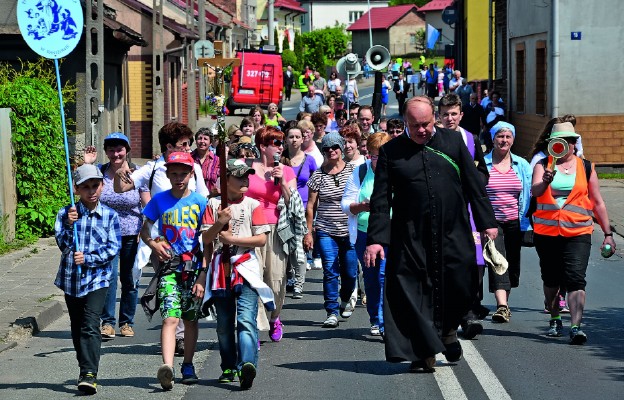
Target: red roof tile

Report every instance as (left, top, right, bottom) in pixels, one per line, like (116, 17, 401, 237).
(347, 5, 418, 31)
(418, 0, 454, 12)
(275, 0, 307, 13)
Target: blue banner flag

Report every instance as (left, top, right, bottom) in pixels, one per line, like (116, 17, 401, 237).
(426, 24, 440, 49)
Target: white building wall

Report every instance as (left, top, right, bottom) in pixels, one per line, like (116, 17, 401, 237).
(300, 1, 388, 32)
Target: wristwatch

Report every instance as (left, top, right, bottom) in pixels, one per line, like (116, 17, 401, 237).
(604, 233, 613, 237)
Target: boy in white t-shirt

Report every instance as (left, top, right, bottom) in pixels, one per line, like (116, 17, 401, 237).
(201, 159, 271, 390)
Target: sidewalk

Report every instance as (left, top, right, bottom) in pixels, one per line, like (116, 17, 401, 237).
(1, 178, 622, 354)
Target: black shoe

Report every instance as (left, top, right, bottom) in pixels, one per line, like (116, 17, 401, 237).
(239, 362, 256, 390)
(77, 373, 98, 395)
(476, 305, 490, 320)
(442, 341, 463, 362)
(409, 357, 435, 373)
(286, 284, 294, 293)
(461, 320, 484, 339)
(175, 338, 185, 356)
(218, 369, 238, 383)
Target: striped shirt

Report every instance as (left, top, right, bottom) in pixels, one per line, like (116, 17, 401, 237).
(486, 166, 522, 222)
(54, 202, 121, 297)
(191, 149, 220, 194)
(307, 163, 354, 236)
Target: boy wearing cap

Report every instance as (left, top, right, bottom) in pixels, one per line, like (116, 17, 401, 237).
(201, 159, 272, 390)
(140, 152, 207, 390)
(54, 164, 121, 394)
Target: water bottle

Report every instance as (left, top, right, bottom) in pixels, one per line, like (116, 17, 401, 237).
(601, 244, 613, 258)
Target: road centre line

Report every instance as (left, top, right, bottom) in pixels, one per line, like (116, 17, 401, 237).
(461, 339, 513, 400)
(434, 353, 469, 400)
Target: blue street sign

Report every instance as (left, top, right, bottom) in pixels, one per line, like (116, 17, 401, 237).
(17, 0, 84, 59)
(571, 32, 582, 40)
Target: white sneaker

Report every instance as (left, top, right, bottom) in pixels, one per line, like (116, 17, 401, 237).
(370, 325, 381, 336)
(322, 314, 339, 328)
(340, 299, 355, 318)
(306, 262, 312, 270)
(312, 258, 323, 270)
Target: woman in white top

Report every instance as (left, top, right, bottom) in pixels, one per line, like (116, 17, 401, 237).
(340, 124, 366, 167)
(327, 71, 341, 95)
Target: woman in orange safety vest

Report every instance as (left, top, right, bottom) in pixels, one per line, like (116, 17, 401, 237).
(531, 121, 616, 345)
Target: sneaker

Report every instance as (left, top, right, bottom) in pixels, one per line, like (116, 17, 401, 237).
(322, 314, 339, 328)
(461, 320, 484, 340)
(370, 325, 381, 336)
(559, 296, 570, 313)
(77, 373, 98, 394)
(362, 295, 367, 305)
(269, 317, 283, 342)
(100, 324, 115, 339)
(292, 289, 303, 299)
(239, 362, 256, 390)
(569, 326, 587, 345)
(312, 258, 323, 270)
(175, 338, 185, 356)
(218, 369, 238, 383)
(547, 318, 563, 337)
(306, 262, 312, 271)
(157, 364, 174, 390)
(491, 305, 511, 323)
(286, 279, 295, 293)
(340, 297, 356, 318)
(180, 363, 199, 384)
(543, 300, 550, 313)
(119, 324, 135, 337)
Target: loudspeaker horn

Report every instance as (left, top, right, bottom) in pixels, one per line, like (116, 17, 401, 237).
(365, 45, 391, 71)
(336, 53, 362, 79)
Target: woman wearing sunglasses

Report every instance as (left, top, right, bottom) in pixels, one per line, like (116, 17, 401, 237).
(532, 121, 615, 344)
(245, 127, 297, 343)
(304, 133, 358, 328)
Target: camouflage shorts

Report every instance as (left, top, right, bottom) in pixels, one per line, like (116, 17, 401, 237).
(157, 271, 202, 321)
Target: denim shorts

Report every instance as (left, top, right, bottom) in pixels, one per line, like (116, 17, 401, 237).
(157, 271, 202, 321)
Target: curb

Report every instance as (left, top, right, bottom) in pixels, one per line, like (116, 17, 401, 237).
(0, 300, 65, 355)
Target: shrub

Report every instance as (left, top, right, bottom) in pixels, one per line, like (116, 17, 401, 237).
(0, 59, 76, 239)
(281, 50, 298, 70)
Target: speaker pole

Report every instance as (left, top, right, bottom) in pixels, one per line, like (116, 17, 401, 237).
(371, 71, 382, 126)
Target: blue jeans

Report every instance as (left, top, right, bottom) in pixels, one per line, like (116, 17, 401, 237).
(101, 235, 139, 327)
(213, 280, 259, 371)
(354, 230, 385, 330)
(317, 230, 358, 316)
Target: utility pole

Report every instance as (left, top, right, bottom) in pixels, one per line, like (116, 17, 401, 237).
(152, 0, 165, 155)
(199, 1, 206, 119)
(268, 0, 275, 46)
(186, 0, 197, 130)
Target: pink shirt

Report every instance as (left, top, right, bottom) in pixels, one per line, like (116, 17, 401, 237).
(486, 166, 522, 222)
(246, 165, 296, 224)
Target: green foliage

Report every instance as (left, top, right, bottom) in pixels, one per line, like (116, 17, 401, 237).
(281, 50, 299, 71)
(301, 24, 350, 70)
(0, 58, 76, 239)
(414, 28, 426, 54)
(274, 29, 280, 52)
(389, 0, 430, 6)
(280, 33, 288, 54)
(293, 31, 304, 58)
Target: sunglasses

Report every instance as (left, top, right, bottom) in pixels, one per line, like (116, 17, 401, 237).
(272, 139, 284, 147)
(565, 137, 578, 144)
(322, 144, 342, 153)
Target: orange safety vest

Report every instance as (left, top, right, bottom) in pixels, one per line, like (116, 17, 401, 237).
(533, 155, 594, 237)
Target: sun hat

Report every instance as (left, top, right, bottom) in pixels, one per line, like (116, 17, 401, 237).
(165, 152, 194, 168)
(226, 159, 255, 177)
(104, 132, 131, 150)
(483, 237, 508, 275)
(74, 164, 104, 186)
(489, 121, 516, 140)
(548, 122, 580, 140)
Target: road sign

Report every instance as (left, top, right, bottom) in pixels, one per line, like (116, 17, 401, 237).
(17, 0, 84, 59)
(194, 40, 214, 59)
(198, 41, 240, 68)
(571, 32, 582, 40)
(442, 5, 457, 26)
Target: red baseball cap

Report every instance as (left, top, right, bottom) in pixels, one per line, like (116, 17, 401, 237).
(165, 152, 194, 168)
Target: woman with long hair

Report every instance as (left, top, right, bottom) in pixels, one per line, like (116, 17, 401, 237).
(245, 126, 297, 343)
(249, 106, 266, 130)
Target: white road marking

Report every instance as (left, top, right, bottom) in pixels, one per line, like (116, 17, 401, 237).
(434, 354, 469, 400)
(461, 339, 513, 400)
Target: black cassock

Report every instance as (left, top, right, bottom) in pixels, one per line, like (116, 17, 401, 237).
(367, 128, 496, 362)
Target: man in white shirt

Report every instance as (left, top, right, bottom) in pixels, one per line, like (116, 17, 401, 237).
(449, 70, 463, 93)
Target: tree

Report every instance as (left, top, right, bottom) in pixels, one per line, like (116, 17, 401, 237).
(414, 28, 425, 54)
(301, 24, 350, 70)
(274, 29, 280, 52)
(389, 0, 430, 6)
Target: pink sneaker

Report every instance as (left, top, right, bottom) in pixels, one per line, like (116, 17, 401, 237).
(269, 317, 283, 342)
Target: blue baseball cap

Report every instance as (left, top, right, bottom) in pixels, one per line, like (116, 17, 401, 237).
(104, 132, 131, 150)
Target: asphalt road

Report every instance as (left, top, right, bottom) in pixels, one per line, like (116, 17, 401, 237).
(0, 230, 622, 399)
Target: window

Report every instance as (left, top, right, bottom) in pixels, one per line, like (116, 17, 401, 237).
(349, 11, 364, 23)
(515, 44, 525, 113)
(301, 14, 305, 25)
(410, 33, 416, 45)
(535, 41, 547, 115)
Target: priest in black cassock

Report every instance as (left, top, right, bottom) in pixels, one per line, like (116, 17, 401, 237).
(364, 96, 498, 372)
